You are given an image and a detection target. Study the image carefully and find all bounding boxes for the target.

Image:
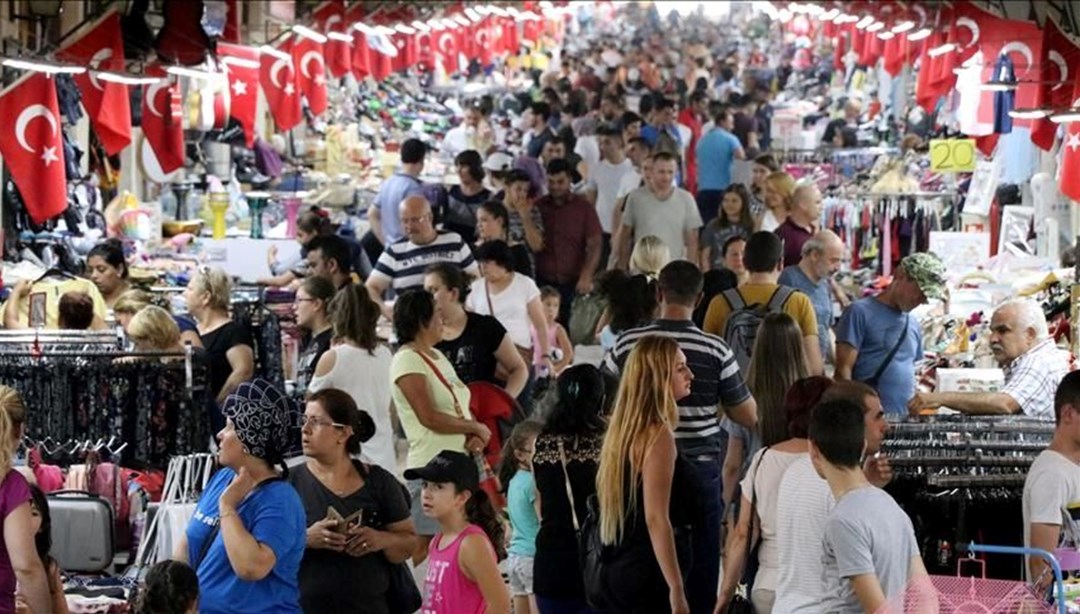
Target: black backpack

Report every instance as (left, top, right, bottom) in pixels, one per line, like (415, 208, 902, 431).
(721, 286, 797, 375)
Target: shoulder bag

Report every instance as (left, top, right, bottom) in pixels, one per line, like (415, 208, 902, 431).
(727, 447, 770, 614)
(864, 316, 910, 388)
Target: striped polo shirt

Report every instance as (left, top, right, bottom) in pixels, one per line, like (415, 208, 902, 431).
(369, 230, 480, 293)
(602, 319, 751, 456)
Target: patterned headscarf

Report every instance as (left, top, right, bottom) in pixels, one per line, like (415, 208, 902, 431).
(222, 379, 296, 466)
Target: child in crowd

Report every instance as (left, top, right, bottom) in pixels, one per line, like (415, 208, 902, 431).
(405, 451, 511, 614)
(498, 421, 543, 614)
(133, 560, 199, 614)
(809, 400, 933, 613)
(18, 485, 68, 614)
(700, 183, 754, 272)
(534, 287, 574, 378)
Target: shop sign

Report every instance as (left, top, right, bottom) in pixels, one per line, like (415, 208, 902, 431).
(929, 138, 977, 173)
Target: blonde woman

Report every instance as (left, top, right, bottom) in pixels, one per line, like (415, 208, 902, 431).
(757, 171, 796, 232)
(0, 391, 51, 614)
(595, 335, 696, 614)
(629, 235, 671, 278)
(115, 289, 202, 349)
(127, 306, 184, 353)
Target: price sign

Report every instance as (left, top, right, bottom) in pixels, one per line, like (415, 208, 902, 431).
(929, 139, 977, 173)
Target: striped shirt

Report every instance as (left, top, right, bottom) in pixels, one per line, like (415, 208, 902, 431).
(369, 231, 480, 293)
(602, 319, 752, 456)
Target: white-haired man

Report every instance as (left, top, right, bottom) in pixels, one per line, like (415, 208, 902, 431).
(908, 299, 1069, 418)
(779, 229, 845, 363)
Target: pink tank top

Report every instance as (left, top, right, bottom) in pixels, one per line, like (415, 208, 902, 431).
(422, 524, 489, 614)
(531, 324, 558, 367)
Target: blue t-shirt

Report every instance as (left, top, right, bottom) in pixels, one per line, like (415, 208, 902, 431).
(187, 468, 306, 614)
(835, 298, 923, 415)
(507, 470, 539, 557)
(373, 172, 424, 245)
(695, 128, 742, 191)
(779, 266, 833, 360)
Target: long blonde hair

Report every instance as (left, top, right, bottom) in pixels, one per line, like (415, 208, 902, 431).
(746, 313, 808, 446)
(630, 235, 670, 278)
(764, 171, 796, 212)
(0, 387, 22, 473)
(597, 335, 681, 545)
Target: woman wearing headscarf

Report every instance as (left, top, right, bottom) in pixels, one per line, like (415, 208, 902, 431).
(175, 379, 306, 614)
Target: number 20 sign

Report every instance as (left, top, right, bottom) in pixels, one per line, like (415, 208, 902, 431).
(929, 139, 977, 173)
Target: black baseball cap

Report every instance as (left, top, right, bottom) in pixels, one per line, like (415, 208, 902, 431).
(400, 138, 428, 164)
(403, 451, 479, 491)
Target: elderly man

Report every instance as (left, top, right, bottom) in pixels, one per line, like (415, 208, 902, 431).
(909, 298, 1068, 418)
(779, 230, 844, 363)
(366, 195, 479, 319)
(776, 183, 822, 268)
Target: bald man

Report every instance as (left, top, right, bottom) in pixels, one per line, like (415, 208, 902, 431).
(776, 183, 822, 267)
(779, 229, 845, 363)
(366, 195, 480, 319)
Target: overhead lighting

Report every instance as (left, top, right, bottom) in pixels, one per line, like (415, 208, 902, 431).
(352, 22, 377, 36)
(375, 25, 396, 36)
(464, 8, 482, 22)
(1009, 108, 1051, 120)
(474, 5, 490, 15)
(394, 24, 416, 35)
(292, 24, 328, 44)
(1050, 109, 1080, 124)
(2, 58, 85, 74)
(220, 56, 261, 69)
(538, 0, 554, 9)
(907, 27, 932, 41)
(835, 14, 859, 24)
(94, 72, 161, 85)
(326, 31, 353, 43)
(488, 5, 509, 17)
(427, 19, 446, 31)
(259, 45, 292, 61)
(866, 21, 885, 32)
(453, 15, 471, 27)
(877, 31, 896, 40)
(855, 16, 875, 29)
(166, 64, 222, 81)
(981, 81, 1018, 92)
(928, 43, 956, 58)
(820, 8, 840, 21)
(411, 20, 430, 32)
(506, 7, 521, 18)
(892, 20, 915, 33)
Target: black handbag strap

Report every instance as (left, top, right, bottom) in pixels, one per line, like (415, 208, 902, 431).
(743, 446, 769, 564)
(866, 315, 910, 386)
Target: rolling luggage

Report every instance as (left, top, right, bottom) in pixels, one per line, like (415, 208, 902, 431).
(48, 490, 115, 573)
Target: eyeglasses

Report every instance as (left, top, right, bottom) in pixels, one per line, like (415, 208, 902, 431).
(301, 415, 346, 429)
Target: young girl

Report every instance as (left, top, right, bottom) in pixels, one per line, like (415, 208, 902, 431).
(134, 560, 199, 614)
(20, 485, 68, 614)
(533, 287, 574, 378)
(498, 422, 544, 614)
(405, 451, 511, 614)
(700, 184, 754, 272)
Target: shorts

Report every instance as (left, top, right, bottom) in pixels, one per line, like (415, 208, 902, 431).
(507, 553, 535, 596)
(406, 478, 441, 536)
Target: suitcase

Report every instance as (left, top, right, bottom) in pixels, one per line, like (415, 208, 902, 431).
(48, 490, 115, 573)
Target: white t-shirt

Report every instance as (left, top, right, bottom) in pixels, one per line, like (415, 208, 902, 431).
(760, 208, 783, 232)
(466, 273, 541, 349)
(589, 158, 637, 233)
(739, 449, 806, 596)
(308, 344, 397, 473)
(773, 455, 835, 613)
(622, 186, 703, 260)
(575, 135, 601, 181)
(1023, 449, 1080, 580)
(616, 168, 643, 199)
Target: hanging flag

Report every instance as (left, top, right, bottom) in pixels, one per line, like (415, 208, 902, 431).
(1032, 19, 1080, 151)
(415, 30, 435, 73)
(345, 2, 371, 80)
(502, 15, 520, 56)
(475, 17, 495, 67)
(141, 65, 185, 174)
(260, 38, 302, 131)
(1058, 78, 1080, 201)
(391, 31, 417, 72)
(0, 73, 67, 223)
(971, 13, 1041, 134)
(219, 42, 259, 146)
(313, 1, 351, 78)
(435, 26, 460, 74)
(292, 34, 329, 116)
(882, 33, 904, 77)
(55, 9, 131, 156)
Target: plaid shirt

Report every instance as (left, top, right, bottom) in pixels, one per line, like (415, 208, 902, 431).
(1002, 338, 1070, 418)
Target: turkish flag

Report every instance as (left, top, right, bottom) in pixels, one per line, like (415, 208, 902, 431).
(292, 35, 329, 116)
(55, 10, 131, 155)
(1057, 75, 1080, 200)
(832, 29, 847, 72)
(435, 28, 460, 74)
(260, 39, 302, 131)
(502, 16, 520, 55)
(390, 31, 417, 72)
(882, 34, 904, 77)
(415, 31, 435, 72)
(1032, 19, 1080, 150)
(218, 43, 259, 147)
(366, 30, 397, 80)
(312, 1, 351, 78)
(141, 66, 184, 174)
(0, 73, 67, 223)
(970, 13, 1041, 134)
(474, 18, 495, 66)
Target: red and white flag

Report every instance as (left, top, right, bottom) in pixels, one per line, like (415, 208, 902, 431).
(1059, 67, 1080, 200)
(1032, 19, 1080, 151)
(292, 35, 329, 116)
(0, 73, 67, 223)
(219, 43, 260, 147)
(312, 1, 351, 78)
(345, 2, 371, 80)
(260, 39, 302, 131)
(415, 31, 435, 73)
(141, 66, 185, 174)
(435, 27, 460, 74)
(55, 9, 131, 155)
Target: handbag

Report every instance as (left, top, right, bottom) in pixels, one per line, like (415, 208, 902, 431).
(864, 316, 909, 388)
(727, 447, 770, 613)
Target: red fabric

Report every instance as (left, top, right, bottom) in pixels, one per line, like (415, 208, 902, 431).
(1032, 19, 1080, 151)
(435, 28, 461, 74)
(0, 74, 69, 223)
(222, 0, 240, 43)
(291, 35, 328, 116)
(55, 10, 131, 156)
(467, 381, 516, 470)
(259, 38, 302, 131)
(502, 16, 520, 55)
(882, 33, 904, 76)
(969, 9, 1041, 132)
(677, 107, 702, 195)
(345, 2, 371, 80)
(415, 30, 435, 73)
(474, 18, 496, 66)
(391, 31, 417, 72)
(832, 29, 846, 72)
(312, 1, 351, 78)
(1059, 75, 1080, 201)
(141, 65, 185, 174)
(218, 43, 259, 147)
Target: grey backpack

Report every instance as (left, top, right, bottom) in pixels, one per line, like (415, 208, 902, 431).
(721, 286, 796, 375)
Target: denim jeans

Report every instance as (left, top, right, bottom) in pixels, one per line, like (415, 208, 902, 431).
(686, 453, 723, 614)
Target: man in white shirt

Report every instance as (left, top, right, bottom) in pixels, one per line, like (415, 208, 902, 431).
(587, 124, 638, 266)
(1024, 371, 1080, 587)
(615, 151, 701, 265)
